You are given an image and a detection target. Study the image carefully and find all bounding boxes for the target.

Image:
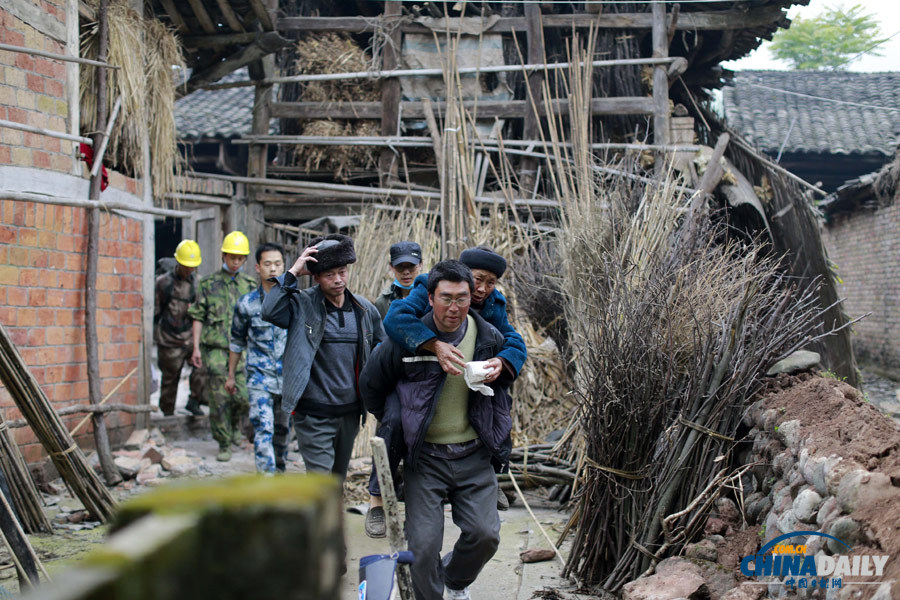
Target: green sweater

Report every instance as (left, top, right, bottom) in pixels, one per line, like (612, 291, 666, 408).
(425, 315, 478, 444)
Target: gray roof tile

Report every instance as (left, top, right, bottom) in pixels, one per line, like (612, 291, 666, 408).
(175, 68, 274, 140)
(723, 71, 900, 156)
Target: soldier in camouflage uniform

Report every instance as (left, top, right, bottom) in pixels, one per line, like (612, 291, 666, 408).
(189, 231, 257, 462)
(154, 240, 204, 416)
(227, 242, 290, 473)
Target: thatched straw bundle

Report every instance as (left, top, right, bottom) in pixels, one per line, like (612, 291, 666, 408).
(80, 0, 185, 199)
(292, 33, 381, 180)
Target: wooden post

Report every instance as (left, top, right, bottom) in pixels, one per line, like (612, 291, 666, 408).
(651, 3, 670, 150)
(138, 106, 154, 430)
(66, 0, 80, 176)
(519, 3, 543, 193)
(371, 437, 413, 600)
(85, 0, 123, 486)
(379, 0, 402, 186)
(246, 55, 274, 266)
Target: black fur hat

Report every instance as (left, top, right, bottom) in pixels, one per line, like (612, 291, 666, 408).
(308, 234, 356, 274)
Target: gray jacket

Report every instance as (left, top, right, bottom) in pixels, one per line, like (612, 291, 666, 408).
(261, 271, 386, 415)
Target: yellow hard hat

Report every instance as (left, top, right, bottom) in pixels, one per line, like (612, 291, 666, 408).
(221, 231, 250, 255)
(174, 239, 202, 267)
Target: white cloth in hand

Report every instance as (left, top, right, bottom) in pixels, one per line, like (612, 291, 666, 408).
(463, 361, 494, 396)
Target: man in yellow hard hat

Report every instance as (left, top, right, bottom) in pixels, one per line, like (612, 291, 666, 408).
(155, 240, 204, 416)
(188, 231, 257, 461)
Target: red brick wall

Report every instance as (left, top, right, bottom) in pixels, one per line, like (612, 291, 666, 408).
(0, 3, 73, 173)
(0, 200, 143, 464)
(821, 199, 900, 372)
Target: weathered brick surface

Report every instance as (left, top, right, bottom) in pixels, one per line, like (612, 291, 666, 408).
(821, 195, 900, 372)
(0, 198, 144, 464)
(0, 3, 73, 173)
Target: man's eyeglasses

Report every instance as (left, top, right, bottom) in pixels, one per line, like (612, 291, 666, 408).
(434, 295, 471, 307)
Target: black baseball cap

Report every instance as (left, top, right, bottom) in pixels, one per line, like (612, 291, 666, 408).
(390, 241, 422, 266)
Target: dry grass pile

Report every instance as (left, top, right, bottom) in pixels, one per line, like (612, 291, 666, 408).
(524, 41, 833, 590)
(80, 0, 185, 199)
(292, 33, 381, 180)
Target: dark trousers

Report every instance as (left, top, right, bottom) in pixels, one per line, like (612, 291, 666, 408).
(273, 410, 293, 473)
(157, 344, 203, 415)
(293, 412, 360, 480)
(368, 392, 405, 497)
(404, 446, 500, 600)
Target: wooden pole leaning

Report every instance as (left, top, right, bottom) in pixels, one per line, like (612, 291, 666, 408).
(370, 436, 413, 600)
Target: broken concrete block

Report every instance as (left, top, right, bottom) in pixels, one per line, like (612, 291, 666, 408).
(141, 445, 163, 464)
(766, 350, 820, 375)
(162, 455, 198, 477)
(137, 464, 162, 485)
(124, 429, 150, 450)
(622, 557, 708, 600)
(114, 456, 142, 479)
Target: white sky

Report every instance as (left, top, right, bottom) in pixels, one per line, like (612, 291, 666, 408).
(722, 0, 900, 72)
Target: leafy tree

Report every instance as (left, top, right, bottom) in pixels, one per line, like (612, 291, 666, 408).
(769, 4, 885, 70)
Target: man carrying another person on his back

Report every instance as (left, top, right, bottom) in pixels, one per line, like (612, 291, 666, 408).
(360, 260, 516, 600)
(363, 245, 525, 537)
(262, 234, 386, 480)
(188, 231, 257, 462)
(154, 239, 204, 417)
(227, 242, 291, 474)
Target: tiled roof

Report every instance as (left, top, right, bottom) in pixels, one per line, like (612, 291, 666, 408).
(175, 68, 272, 140)
(722, 71, 900, 156)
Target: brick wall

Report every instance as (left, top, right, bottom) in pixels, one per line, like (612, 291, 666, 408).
(0, 200, 143, 464)
(821, 197, 900, 372)
(0, 2, 73, 173)
(0, 4, 144, 465)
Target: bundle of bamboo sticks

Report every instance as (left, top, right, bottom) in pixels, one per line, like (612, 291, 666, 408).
(0, 414, 50, 533)
(0, 323, 115, 522)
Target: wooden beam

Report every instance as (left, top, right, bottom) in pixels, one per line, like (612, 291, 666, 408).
(276, 7, 788, 33)
(0, 43, 118, 68)
(187, 0, 217, 34)
(379, 1, 403, 184)
(652, 2, 670, 147)
(520, 3, 543, 192)
(271, 97, 656, 120)
(248, 0, 274, 30)
(181, 31, 289, 96)
(215, 0, 245, 32)
(182, 32, 260, 49)
(159, 0, 189, 34)
(4, 0, 67, 42)
(2, 192, 192, 218)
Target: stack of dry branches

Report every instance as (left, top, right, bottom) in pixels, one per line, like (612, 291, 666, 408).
(80, 0, 185, 199)
(292, 34, 380, 179)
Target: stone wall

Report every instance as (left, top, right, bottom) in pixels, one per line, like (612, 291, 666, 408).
(622, 374, 899, 600)
(821, 200, 900, 373)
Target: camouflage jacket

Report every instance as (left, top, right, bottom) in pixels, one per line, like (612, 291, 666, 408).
(188, 268, 256, 351)
(230, 287, 287, 393)
(154, 270, 196, 348)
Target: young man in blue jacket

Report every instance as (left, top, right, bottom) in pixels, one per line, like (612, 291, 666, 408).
(364, 246, 527, 538)
(360, 260, 515, 600)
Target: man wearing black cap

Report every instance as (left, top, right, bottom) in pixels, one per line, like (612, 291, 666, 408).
(261, 234, 386, 479)
(374, 241, 423, 319)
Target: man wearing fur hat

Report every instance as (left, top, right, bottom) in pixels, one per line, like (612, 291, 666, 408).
(261, 234, 386, 479)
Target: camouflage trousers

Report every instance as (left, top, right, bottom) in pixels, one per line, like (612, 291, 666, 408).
(248, 389, 292, 474)
(201, 346, 249, 449)
(157, 344, 204, 415)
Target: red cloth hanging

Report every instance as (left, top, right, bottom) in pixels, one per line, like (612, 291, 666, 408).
(78, 142, 109, 192)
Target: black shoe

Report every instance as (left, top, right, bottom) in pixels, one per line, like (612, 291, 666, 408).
(185, 399, 203, 417)
(365, 506, 386, 538)
(497, 488, 510, 511)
